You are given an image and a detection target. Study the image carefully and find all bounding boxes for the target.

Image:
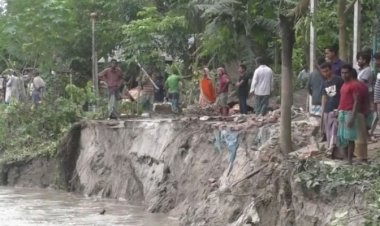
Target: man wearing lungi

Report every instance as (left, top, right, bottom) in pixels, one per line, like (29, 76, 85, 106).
(320, 62, 344, 157)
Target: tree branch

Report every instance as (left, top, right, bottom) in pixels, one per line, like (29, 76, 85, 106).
(288, 0, 310, 19)
(344, 0, 356, 15)
(231, 163, 269, 187)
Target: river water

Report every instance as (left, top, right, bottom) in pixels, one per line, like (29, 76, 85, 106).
(0, 187, 178, 226)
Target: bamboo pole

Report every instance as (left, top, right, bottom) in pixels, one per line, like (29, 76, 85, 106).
(308, 0, 316, 114)
(352, 0, 360, 68)
(91, 12, 99, 98)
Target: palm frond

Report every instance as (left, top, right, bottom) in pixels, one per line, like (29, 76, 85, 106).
(284, 0, 310, 19)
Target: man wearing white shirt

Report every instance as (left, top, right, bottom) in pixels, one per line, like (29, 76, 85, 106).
(249, 58, 273, 116)
(5, 73, 18, 104)
(357, 51, 373, 94)
(357, 51, 376, 136)
(372, 53, 380, 135)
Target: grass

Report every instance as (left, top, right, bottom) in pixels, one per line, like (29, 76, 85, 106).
(294, 158, 380, 225)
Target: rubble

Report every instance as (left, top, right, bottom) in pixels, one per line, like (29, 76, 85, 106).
(183, 104, 219, 116)
(208, 178, 217, 183)
(229, 104, 241, 115)
(178, 108, 309, 138)
(199, 116, 210, 121)
(141, 112, 150, 118)
(153, 102, 172, 114)
(290, 144, 322, 159)
(233, 114, 247, 123)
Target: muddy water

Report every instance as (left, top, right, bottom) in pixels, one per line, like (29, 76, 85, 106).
(0, 187, 178, 226)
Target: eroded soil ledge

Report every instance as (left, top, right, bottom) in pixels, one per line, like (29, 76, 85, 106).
(0, 118, 369, 226)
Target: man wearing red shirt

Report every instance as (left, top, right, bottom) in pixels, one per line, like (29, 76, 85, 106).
(99, 59, 124, 119)
(353, 69, 370, 163)
(337, 64, 367, 164)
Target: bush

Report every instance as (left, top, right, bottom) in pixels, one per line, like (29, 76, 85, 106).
(0, 82, 104, 164)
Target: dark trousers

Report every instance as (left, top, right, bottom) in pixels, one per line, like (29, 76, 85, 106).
(32, 89, 42, 104)
(108, 87, 121, 118)
(168, 92, 180, 112)
(255, 95, 269, 116)
(238, 95, 248, 114)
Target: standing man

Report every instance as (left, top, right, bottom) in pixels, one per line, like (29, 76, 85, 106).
(235, 64, 250, 114)
(5, 72, 16, 104)
(357, 51, 373, 97)
(216, 67, 230, 116)
(154, 74, 165, 103)
(308, 58, 325, 116)
(357, 51, 375, 137)
(297, 65, 309, 88)
(99, 59, 124, 119)
(337, 64, 366, 164)
(31, 71, 45, 105)
(372, 53, 380, 135)
(320, 62, 344, 157)
(140, 73, 155, 112)
(325, 45, 344, 77)
(165, 72, 181, 113)
(352, 68, 370, 163)
(249, 57, 273, 116)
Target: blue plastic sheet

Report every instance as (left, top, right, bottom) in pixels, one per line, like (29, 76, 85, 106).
(213, 129, 239, 175)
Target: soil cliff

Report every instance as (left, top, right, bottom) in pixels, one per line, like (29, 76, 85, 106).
(0, 117, 370, 225)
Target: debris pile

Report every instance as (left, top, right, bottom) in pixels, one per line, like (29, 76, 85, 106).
(183, 104, 219, 116)
(153, 102, 172, 114)
(197, 109, 283, 131)
(173, 107, 313, 135)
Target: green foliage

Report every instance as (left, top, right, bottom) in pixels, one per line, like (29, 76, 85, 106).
(0, 0, 142, 79)
(119, 101, 143, 116)
(122, 6, 188, 71)
(295, 159, 377, 193)
(1, 0, 80, 69)
(191, 0, 277, 65)
(294, 159, 380, 224)
(0, 102, 71, 164)
(165, 61, 185, 76)
(365, 181, 380, 225)
(66, 82, 97, 106)
(0, 0, 376, 81)
(0, 83, 104, 164)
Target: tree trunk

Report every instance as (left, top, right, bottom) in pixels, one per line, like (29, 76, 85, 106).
(279, 15, 295, 154)
(338, 0, 348, 61)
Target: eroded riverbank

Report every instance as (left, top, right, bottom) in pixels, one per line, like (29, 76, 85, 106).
(0, 117, 375, 225)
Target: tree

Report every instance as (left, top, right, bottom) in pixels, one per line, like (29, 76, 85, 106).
(278, 0, 309, 154)
(338, 0, 348, 61)
(122, 6, 188, 73)
(279, 14, 296, 154)
(188, 0, 278, 67)
(0, 0, 137, 76)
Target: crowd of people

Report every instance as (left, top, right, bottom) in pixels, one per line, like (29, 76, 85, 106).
(198, 58, 275, 117)
(93, 45, 380, 165)
(0, 70, 45, 106)
(99, 58, 275, 119)
(307, 46, 380, 164)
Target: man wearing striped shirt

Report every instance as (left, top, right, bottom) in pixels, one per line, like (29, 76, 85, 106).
(372, 53, 380, 135)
